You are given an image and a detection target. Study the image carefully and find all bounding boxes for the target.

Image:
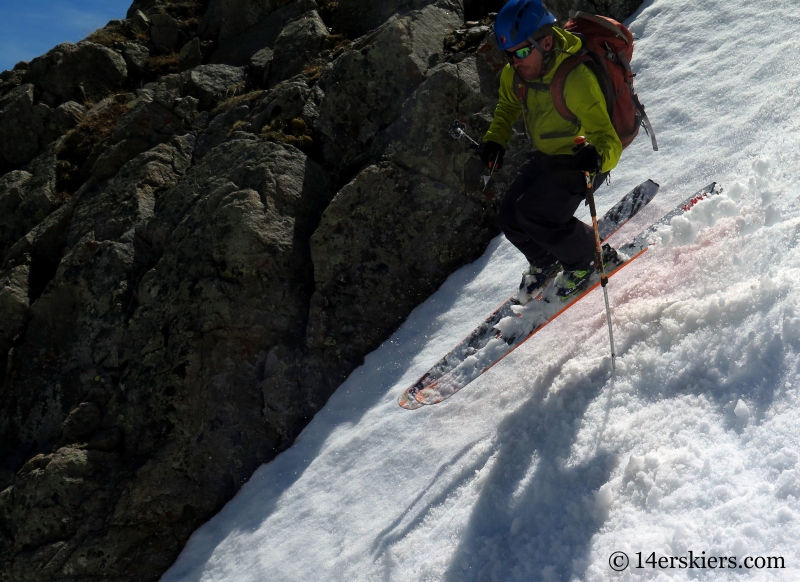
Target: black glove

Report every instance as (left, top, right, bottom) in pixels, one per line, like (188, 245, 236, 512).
(572, 141, 602, 173)
(480, 141, 505, 170)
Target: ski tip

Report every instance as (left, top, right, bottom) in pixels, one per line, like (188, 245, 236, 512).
(681, 182, 720, 212)
(399, 391, 425, 410)
(416, 387, 445, 406)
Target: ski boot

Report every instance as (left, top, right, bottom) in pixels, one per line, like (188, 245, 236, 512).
(516, 261, 560, 305)
(556, 244, 622, 300)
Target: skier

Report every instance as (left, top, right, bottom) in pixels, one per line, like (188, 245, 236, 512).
(482, 0, 623, 302)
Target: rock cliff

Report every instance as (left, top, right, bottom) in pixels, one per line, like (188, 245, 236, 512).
(0, 0, 642, 579)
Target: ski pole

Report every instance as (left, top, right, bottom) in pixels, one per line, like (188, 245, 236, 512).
(449, 120, 481, 149)
(482, 151, 500, 193)
(449, 120, 498, 192)
(574, 136, 617, 374)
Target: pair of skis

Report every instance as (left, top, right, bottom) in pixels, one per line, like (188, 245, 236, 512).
(399, 180, 720, 409)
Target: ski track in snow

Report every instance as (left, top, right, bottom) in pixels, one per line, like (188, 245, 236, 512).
(162, 1, 800, 580)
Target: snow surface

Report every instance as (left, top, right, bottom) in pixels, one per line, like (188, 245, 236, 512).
(162, 0, 800, 580)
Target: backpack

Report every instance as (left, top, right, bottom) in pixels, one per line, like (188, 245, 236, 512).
(513, 12, 658, 151)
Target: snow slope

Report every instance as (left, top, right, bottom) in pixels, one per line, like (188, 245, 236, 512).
(162, 0, 800, 580)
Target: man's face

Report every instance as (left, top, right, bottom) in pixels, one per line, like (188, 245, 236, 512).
(506, 36, 553, 80)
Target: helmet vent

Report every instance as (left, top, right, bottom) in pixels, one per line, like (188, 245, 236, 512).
(512, 1, 533, 41)
(495, 0, 556, 49)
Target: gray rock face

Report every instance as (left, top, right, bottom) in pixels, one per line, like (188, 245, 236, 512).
(131, 9, 151, 32)
(267, 10, 329, 86)
(0, 136, 333, 580)
(119, 42, 151, 78)
(179, 38, 203, 71)
(194, 103, 252, 160)
(201, 0, 317, 42)
(378, 61, 489, 189)
(0, 85, 40, 165)
(315, 5, 462, 170)
(24, 42, 128, 104)
(0, 172, 35, 254)
(250, 47, 274, 84)
(150, 13, 183, 54)
(0, 146, 58, 257)
(111, 96, 183, 146)
(0, 264, 29, 380)
(62, 90, 187, 184)
(187, 64, 247, 107)
(208, 0, 319, 66)
(42, 101, 86, 145)
(330, 0, 463, 38)
(90, 138, 152, 181)
(307, 161, 496, 365)
(2, 447, 124, 579)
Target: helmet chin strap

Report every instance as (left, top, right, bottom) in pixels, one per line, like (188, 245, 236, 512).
(526, 36, 553, 73)
(527, 37, 546, 54)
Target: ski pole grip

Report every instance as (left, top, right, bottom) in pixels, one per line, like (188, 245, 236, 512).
(577, 136, 599, 219)
(573, 136, 593, 191)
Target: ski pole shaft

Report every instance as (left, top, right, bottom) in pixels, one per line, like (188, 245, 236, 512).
(451, 121, 501, 191)
(449, 120, 481, 148)
(575, 137, 616, 373)
(482, 151, 500, 192)
(588, 184, 617, 374)
(463, 131, 481, 149)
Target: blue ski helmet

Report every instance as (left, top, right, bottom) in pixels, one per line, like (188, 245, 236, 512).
(494, 0, 557, 50)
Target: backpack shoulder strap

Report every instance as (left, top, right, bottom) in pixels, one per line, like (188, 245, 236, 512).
(512, 73, 527, 102)
(512, 72, 551, 103)
(550, 52, 594, 125)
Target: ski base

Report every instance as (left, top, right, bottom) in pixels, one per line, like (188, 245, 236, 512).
(415, 248, 641, 405)
(398, 178, 660, 409)
(401, 181, 719, 408)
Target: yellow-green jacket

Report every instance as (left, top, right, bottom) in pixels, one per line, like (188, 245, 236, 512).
(483, 27, 622, 174)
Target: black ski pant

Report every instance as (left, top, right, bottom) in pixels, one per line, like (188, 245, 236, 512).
(497, 151, 606, 271)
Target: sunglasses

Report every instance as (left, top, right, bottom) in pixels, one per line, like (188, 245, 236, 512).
(505, 45, 534, 60)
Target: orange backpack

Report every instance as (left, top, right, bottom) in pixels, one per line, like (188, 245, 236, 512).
(514, 12, 658, 151)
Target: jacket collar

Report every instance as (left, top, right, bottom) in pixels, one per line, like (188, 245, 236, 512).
(538, 27, 583, 83)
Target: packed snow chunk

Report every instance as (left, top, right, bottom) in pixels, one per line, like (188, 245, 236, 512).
(645, 485, 664, 508)
(737, 216, 760, 237)
(752, 157, 773, 190)
(655, 189, 740, 247)
(733, 399, 750, 423)
(741, 523, 763, 541)
(765, 204, 782, 226)
(622, 455, 644, 486)
(731, 537, 749, 557)
(766, 447, 799, 471)
(782, 306, 800, 346)
(775, 469, 800, 499)
(690, 191, 740, 228)
(726, 181, 746, 202)
(713, 485, 731, 500)
(666, 214, 699, 246)
(594, 483, 614, 521)
(670, 523, 696, 554)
